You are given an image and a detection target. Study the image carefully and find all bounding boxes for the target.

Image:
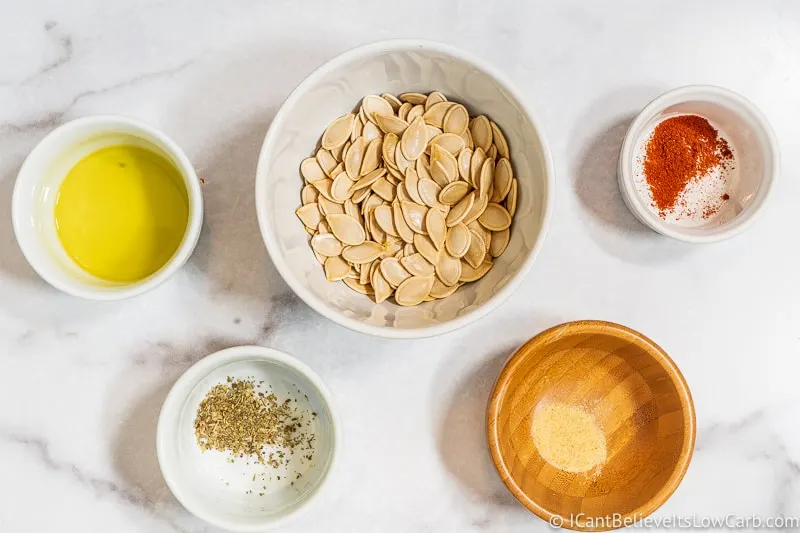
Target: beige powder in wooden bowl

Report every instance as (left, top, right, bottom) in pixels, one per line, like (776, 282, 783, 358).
(531, 403, 607, 473)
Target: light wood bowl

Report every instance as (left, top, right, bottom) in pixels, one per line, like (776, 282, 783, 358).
(487, 321, 695, 531)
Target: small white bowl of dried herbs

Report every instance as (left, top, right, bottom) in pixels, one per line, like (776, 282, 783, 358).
(157, 346, 339, 531)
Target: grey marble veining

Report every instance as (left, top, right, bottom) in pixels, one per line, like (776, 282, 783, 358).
(1, 1, 800, 531)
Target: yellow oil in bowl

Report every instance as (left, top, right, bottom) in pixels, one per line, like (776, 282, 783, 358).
(54, 145, 189, 283)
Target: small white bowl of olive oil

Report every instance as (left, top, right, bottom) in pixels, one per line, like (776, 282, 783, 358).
(12, 115, 203, 299)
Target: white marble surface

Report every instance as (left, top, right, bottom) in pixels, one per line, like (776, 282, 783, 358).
(1, 1, 799, 531)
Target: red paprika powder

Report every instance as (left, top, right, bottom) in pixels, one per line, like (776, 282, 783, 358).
(643, 115, 733, 216)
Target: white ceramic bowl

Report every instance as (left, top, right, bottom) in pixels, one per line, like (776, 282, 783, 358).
(157, 346, 339, 532)
(256, 40, 554, 338)
(618, 85, 779, 243)
(12, 115, 203, 299)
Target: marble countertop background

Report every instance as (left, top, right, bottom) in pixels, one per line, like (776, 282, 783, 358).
(2, 1, 800, 532)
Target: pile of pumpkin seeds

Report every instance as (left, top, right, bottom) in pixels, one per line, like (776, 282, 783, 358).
(295, 91, 517, 306)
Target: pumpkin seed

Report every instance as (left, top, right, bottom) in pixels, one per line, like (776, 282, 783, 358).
(362, 121, 382, 143)
(469, 115, 492, 152)
(479, 158, 494, 199)
(330, 139, 347, 162)
(361, 192, 383, 215)
(439, 181, 470, 205)
(479, 203, 512, 231)
(344, 137, 366, 180)
(371, 267, 392, 304)
(373, 113, 408, 135)
(344, 277, 373, 295)
(393, 200, 415, 244)
(423, 102, 454, 128)
(413, 233, 440, 265)
(380, 257, 411, 288)
(490, 228, 510, 257)
(395, 181, 412, 203)
(445, 223, 471, 258)
(324, 255, 350, 281)
(464, 230, 486, 269)
(371, 176, 395, 202)
(321, 113, 355, 150)
(416, 157, 433, 182)
(361, 139, 382, 176)
(492, 158, 513, 203)
(381, 93, 402, 111)
(311, 233, 343, 256)
(462, 192, 489, 225)
(490, 121, 509, 159)
(301, 184, 318, 205)
(425, 208, 447, 250)
(359, 258, 371, 285)
(400, 116, 428, 161)
(399, 92, 427, 105)
(331, 173, 354, 202)
(435, 252, 461, 287)
(446, 192, 475, 227)
(401, 254, 435, 277)
(460, 259, 492, 282)
(351, 116, 363, 143)
(316, 149, 338, 176)
(327, 214, 365, 245)
(404, 168, 424, 204)
(319, 195, 344, 216)
(416, 178, 442, 209)
(397, 102, 411, 122)
(342, 241, 384, 264)
(394, 142, 412, 173)
(507, 178, 518, 217)
(430, 133, 465, 155)
(407, 104, 425, 123)
(425, 91, 447, 110)
(296, 203, 322, 229)
(430, 277, 460, 298)
(301, 157, 326, 182)
(383, 133, 399, 169)
(374, 205, 398, 237)
(470, 147, 486, 187)
(458, 148, 472, 181)
(386, 165, 404, 183)
(443, 104, 469, 136)
(430, 144, 458, 184)
(329, 162, 345, 179)
(353, 167, 386, 191)
(395, 276, 434, 306)
(362, 95, 394, 119)
(369, 210, 386, 243)
(401, 201, 427, 234)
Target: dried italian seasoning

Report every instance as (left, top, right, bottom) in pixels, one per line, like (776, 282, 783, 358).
(194, 377, 315, 466)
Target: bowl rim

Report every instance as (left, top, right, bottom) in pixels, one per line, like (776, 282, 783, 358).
(156, 345, 341, 532)
(11, 114, 204, 300)
(617, 84, 779, 244)
(486, 320, 697, 532)
(255, 39, 555, 338)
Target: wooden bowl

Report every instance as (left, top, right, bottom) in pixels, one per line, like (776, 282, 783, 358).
(487, 321, 695, 531)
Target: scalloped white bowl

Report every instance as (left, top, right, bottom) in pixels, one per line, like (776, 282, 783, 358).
(256, 40, 554, 338)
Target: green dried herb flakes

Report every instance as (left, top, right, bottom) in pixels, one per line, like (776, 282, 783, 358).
(194, 378, 315, 465)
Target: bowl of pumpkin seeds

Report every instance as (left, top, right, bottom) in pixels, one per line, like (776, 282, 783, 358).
(256, 40, 554, 338)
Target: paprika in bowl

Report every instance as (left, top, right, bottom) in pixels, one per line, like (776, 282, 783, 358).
(618, 85, 778, 243)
